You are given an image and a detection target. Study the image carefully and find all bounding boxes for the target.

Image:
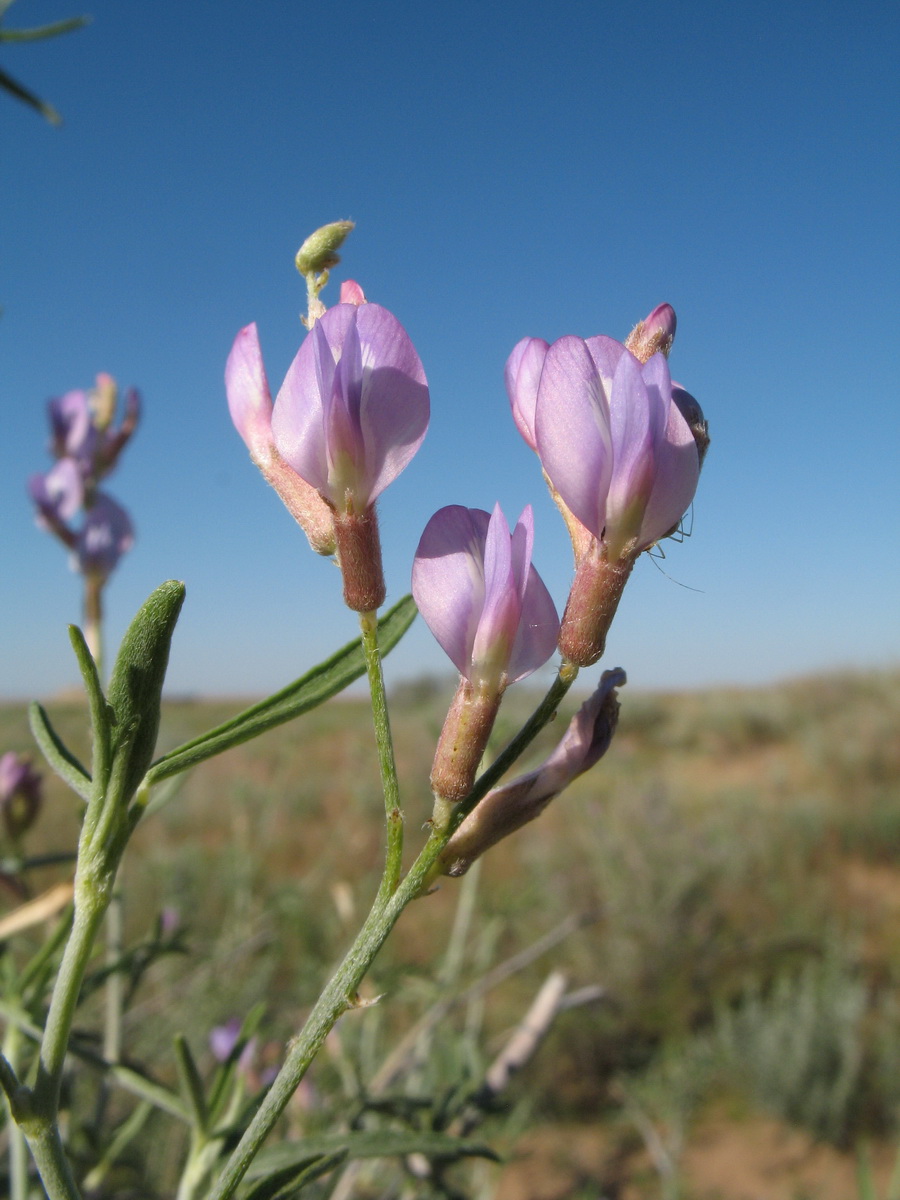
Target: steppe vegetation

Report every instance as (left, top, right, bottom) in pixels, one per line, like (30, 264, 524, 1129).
(2, 667, 899, 1198)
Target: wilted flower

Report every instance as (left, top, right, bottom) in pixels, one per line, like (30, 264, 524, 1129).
(0, 752, 43, 841)
(226, 323, 336, 556)
(439, 669, 625, 876)
(413, 503, 559, 808)
(270, 302, 430, 610)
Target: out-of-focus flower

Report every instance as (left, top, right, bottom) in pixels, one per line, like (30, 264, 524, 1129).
(0, 753, 43, 840)
(625, 302, 677, 362)
(413, 504, 558, 807)
(29, 458, 83, 538)
(47, 376, 140, 485)
(73, 493, 134, 580)
(226, 323, 336, 555)
(270, 302, 430, 610)
(439, 669, 625, 876)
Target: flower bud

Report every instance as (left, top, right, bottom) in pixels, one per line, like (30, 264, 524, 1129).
(672, 383, 710, 468)
(0, 753, 43, 841)
(90, 372, 118, 431)
(439, 669, 625, 876)
(339, 279, 367, 305)
(295, 220, 355, 276)
(625, 303, 677, 362)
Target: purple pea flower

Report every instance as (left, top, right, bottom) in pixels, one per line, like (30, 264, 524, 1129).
(226, 323, 336, 556)
(439, 668, 625, 876)
(536, 337, 699, 563)
(47, 377, 140, 484)
(73, 493, 134, 580)
(265, 302, 429, 611)
(271, 303, 429, 515)
(0, 752, 43, 840)
(504, 337, 549, 452)
(413, 503, 559, 808)
(29, 458, 84, 541)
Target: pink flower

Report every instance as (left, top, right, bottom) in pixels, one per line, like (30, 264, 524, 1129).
(271, 303, 429, 516)
(412, 503, 559, 693)
(226, 323, 336, 556)
(413, 503, 559, 806)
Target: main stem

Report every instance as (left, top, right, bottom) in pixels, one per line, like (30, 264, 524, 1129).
(205, 829, 448, 1200)
(359, 610, 404, 898)
(207, 664, 577, 1200)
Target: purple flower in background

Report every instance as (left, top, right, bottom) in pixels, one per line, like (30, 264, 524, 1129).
(413, 504, 559, 806)
(413, 504, 559, 692)
(226, 323, 336, 555)
(271, 303, 429, 516)
(73, 494, 134, 580)
(535, 336, 699, 562)
(0, 752, 43, 840)
(47, 375, 140, 484)
(29, 458, 84, 538)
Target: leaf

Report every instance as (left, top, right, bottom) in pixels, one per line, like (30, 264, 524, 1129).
(173, 1033, 209, 1132)
(0, 62, 60, 122)
(106, 580, 186, 804)
(68, 623, 112, 792)
(242, 1151, 348, 1200)
(0, 15, 90, 41)
(144, 595, 417, 784)
(28, 701, 91, 800)
(245, 1129, 499, 1180)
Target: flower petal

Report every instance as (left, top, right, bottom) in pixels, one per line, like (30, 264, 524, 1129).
(505, 337, 548, 451)
(225, 323, 274, 463)
(535, 336, 612, 538)
(412, 506, 489, 678)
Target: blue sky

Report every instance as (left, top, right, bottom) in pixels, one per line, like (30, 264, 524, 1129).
(3, 0, 898, 699)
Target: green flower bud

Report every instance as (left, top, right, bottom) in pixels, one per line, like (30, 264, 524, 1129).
(295, 220, 355, 276)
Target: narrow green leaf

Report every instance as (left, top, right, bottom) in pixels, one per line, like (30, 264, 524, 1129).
(144, 595, 417, 785)
(28, 701, 91, 800)
(246, 1129, 499, 1179)
(0, 62, 60, 123)
(68, 623, 112, 791)
(0, 15, 90, 41)
(244, 1150, 348, 1200)
(173, 1033, 209, 1132)
(106, 580, 186, 804)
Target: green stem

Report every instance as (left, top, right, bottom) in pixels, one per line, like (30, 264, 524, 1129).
(32, 886, 107, 1115)
(206, 665, 578, 1200)
(17, 1123, 80, 1200)
(206, 830, 448, 1200)
(359, 610, 404, 899)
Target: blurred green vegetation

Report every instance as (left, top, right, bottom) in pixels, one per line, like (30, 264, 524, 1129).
(1, 667, 900, 1196)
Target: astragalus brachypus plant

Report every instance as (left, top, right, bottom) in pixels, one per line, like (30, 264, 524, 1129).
(0, 222, 707, 1198)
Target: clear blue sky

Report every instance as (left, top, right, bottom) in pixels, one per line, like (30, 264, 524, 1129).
(3, 0, 899, 698)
